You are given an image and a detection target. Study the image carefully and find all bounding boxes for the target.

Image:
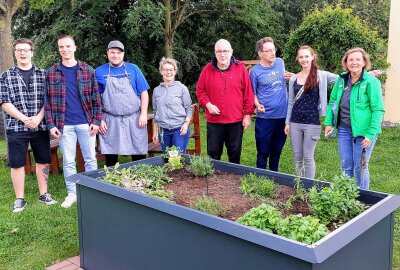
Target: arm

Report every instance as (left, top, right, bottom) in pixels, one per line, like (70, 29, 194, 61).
(91, 69, 102, 127)
(324, 78, 341, 136)
(365, 79, 385, 140)
(180, 85, 192, 136)
(242, 66, 255, 131)
(139, 90, 149, 128)
(285, 75, 296, 124)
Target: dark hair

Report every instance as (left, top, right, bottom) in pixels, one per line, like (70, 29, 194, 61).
(296, 45, 319, 92)
(13, 38, 34, 51)
(57, 34, 75, 44)
(255, 37, 274, 52)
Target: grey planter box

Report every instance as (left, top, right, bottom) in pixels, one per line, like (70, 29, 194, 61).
(69, 156, 400, 270)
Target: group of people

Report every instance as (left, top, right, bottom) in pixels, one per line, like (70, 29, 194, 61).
(0, 35, 384, 214)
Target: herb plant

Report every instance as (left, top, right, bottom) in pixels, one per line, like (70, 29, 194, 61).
(100, 163, 173, 199)
(162, 146, 184, 170)
(237, 203, 329, 244)
(237, 203, 282, 233)
(189, 156, 214, 177)
(309, 174, 365, 225)
(239, 173, 277, 199)
(191, 195, 226, 217)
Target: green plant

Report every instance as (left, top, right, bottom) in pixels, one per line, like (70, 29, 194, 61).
(238, 204, 329, 244)
(189, 155, 214, 177)
(191, 195, 226, 217)
(162, 146, 184, 170)
(239, 173, 277, 199)
(276, 214, 330, 245)
(309, 174, 366, 225)
(237, 203, 282, 233)
(101, 163, 172, 193)
(146, 189, 174, 202)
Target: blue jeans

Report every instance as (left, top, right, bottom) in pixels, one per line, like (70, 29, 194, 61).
(255, 118, 287, 171)
(337, 126, 377, 190)
(59, 124, 97, 194)
(159, 126, 190, 154)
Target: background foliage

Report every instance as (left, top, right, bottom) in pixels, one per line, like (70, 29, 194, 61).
(12, 0, 389, 99)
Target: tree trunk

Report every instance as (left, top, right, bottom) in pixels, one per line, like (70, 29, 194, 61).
(0, 0, 22, 142)
(164, 0, 174, 58)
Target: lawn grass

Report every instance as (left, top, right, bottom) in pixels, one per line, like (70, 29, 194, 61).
(0, 118, 399, 270)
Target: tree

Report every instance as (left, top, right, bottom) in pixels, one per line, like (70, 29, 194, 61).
(283, 4, 387, 74)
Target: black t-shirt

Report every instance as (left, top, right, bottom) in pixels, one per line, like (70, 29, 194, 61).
(18, 67, 34, 89)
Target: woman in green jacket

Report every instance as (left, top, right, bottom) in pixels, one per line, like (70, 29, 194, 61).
(324, 48, 385, 190)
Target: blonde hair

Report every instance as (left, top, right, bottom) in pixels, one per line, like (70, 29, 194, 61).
(159, 57, 178, 73)
(342, 47, 371, 71)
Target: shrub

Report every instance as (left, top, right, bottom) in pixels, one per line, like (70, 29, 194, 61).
(189, 156, 214, 177)
(240, 173, 277, 199)
(283, 4, 387, 75)
(191, 195, 225, 217)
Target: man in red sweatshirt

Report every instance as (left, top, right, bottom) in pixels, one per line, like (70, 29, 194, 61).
(196, 39, 254, 164)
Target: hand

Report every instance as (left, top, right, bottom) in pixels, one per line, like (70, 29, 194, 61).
(152, 132, 159, 145)
(256, 104, 265, 113)
(370, 70, 385, 77)
(361, 137, 372, 148)
(50, 127, 61, 139)
(99, 120, 107, 134)
(242, 115, 251, 131)
(89, 124, 99, 136)
(284, 124, 289, 135)
(180, 122, 189, 136)
(324, 126, 333, 137)
(284, 71, 294, 81)
(24, 115, 41, 129)
(138, 113, 148, 128)
(206, 102, 220, 115)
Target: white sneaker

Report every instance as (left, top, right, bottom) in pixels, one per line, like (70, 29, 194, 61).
(61, 193, 77, 208)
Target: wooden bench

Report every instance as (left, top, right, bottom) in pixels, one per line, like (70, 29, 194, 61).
(148, 103, 201, 156)
(25, 139, 61, 175)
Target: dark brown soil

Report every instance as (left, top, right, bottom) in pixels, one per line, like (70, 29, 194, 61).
(165, 168, 312, 221)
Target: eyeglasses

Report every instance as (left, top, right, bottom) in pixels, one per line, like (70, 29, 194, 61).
(15, 49, 32, 53)
(261, 49, 275, 54)
(162, 68, 175, 72)
(215, 50, 231, 55)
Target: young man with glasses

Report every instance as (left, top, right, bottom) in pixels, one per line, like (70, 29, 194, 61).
(196, 39, 254, 164)
(0, 38, 57, 213)
(95, 40, 150, 167)
(250, 37, 292, 171)
(45, 35, 102, 208)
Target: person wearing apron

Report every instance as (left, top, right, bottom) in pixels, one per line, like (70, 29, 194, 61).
(95, 40, 150, 167)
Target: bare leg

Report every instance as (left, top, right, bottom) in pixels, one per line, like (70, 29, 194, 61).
(36, 163, 49, 195)
(11, 167, 25, 198)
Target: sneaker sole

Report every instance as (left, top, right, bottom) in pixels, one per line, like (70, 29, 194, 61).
(40, 200, 58, 206)
(13, 203, 27, 213)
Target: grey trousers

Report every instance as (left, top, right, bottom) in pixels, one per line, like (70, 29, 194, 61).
(289, 122, 321, 179)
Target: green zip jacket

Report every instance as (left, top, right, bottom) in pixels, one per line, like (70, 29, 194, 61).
(324, 70, 384, 140)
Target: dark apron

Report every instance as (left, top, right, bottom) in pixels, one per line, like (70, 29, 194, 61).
(99, 64, 147, 155)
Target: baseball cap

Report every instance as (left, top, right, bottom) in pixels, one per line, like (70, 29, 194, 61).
(107, 40, 124, 51)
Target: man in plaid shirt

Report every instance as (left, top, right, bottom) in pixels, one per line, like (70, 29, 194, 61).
(0, 38, 57, 213)
(44, 35, 102, 208)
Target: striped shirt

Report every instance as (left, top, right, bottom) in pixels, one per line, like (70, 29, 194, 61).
(0, 65, 47, 132)
(44, 60, 102, 133)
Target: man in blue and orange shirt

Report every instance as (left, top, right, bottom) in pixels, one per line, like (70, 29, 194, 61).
(44, 35, 102, 208)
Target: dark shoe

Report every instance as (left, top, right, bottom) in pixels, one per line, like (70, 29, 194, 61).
(13, 198, 27, 213)
(39, 192, 57, 205)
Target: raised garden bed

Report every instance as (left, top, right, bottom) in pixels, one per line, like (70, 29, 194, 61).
(70, 156, 400, 270)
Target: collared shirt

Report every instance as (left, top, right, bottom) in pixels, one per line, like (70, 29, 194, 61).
(44, 60, 102, 133)
(0, 65, 47, 132)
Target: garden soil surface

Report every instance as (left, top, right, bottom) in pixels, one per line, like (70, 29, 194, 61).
(165, 168, 312, 221)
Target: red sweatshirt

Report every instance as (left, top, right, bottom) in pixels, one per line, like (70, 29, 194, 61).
(196, 60, 254, 124)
